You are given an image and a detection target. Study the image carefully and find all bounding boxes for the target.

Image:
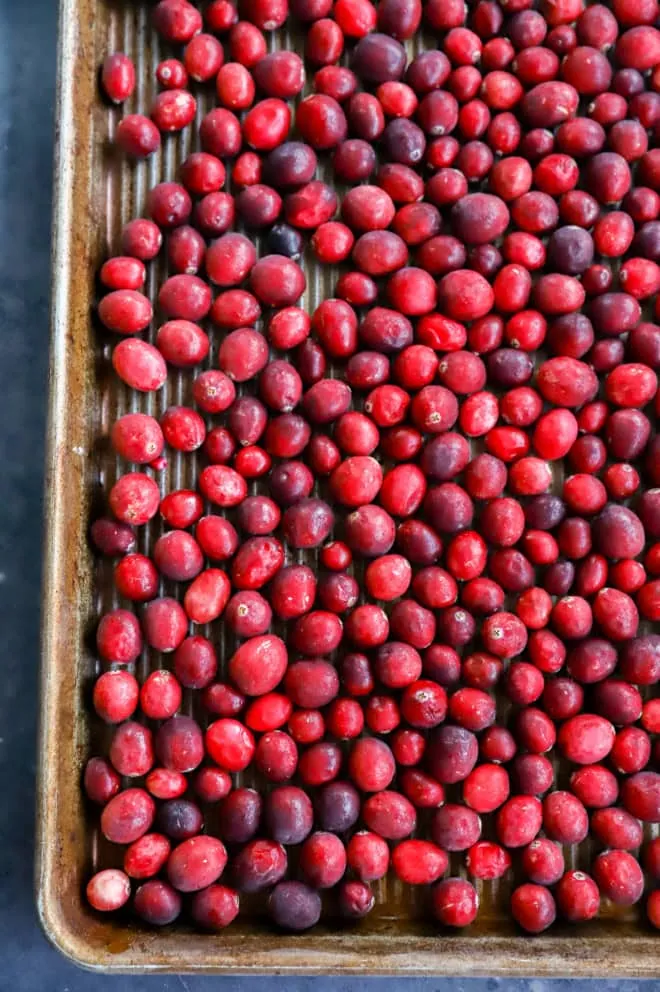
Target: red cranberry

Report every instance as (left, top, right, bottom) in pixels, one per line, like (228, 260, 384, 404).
(522, 838, 564, 886)
(466, 841, 511, 881)
(427, 725, 478, 785)
(496, 795, 543, 847)
(543, 791, 588, 845)
(347, 832, 390, 882)
(570, 765, 619, 809)
(299, 832, 346, 889)
(433, 878, 479, 928)
(622, 771, 660, 822)
(84, 757, 120, 805)
(87, 870, 131, 913)
(140, 669, 182, 720)
(553, 870, 600, 925)
(101, 789, 155, 844)
(511, 884, 556, 934)
(558, 713, 615, 765)
(432, 804, 481, 853)
(593, 850, 644, 906)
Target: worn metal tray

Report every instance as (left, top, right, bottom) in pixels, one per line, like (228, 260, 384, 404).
(36, 0, 660, 975)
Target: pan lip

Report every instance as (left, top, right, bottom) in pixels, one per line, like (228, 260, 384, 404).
(35, 0, 87, 965)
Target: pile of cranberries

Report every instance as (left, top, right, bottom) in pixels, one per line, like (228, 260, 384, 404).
(85, 0, 660, 936)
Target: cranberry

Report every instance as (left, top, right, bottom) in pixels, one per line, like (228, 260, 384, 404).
(254, 729, 297, 782)
(496, 796, 543, 848)
(592, 679, 643, 726)
(212, 790, 258, 846)
(524, 494, 565, 532)
(620, 635, 660, 686)
(481, 611, 528, 658)
(294, 94, 347, 150)
(133, 879, 181, 926)
(554, 870, 601, 925)
(522, 838, 564, 886)
(111, 338, 166, 394)
(433, 878, 479, 928)
(612, 726, 651, 774)
(558, 713, 615, 765)
(345, 832, 389, 884)
(156, 56, 189, 90)
(362, 790, 417, 839)
(167, 836, 228, 895)
(101, 789, 155, 844)
(192, 766, 231, 804)
(96, 608, 142, 664)
(158, 798, 203, 840)
(423, 164, 467, 208)
(593, 587, 640, 640)
(93, 671, 139, 723)
(122, 833, 172, 882)
(231, 839, 287, 897)
(592, 808, 644, 852)
(142, 764, 185, 801)
(315, 65, 358, 101)
(511, 884, 556, 934)
(298, 832, 347, 890)
(189, 885, 240, 932)
(622, 772, 660, 822)
(102, 52, 137, 106)
(87, 869, 131, 913)
(115, 115, 161, 159)
(542, 791, 589, 845)
(270, 881, 323, 932)
(488, 348, 532, 387)
(462, 763, 509, 813)
(227, 634, 287, 697)
(570, 764, 619, 809)
(540, 678, 582, 723)
(84, 757, 120, 805)
(296, 741, 341, 786)
(99, 287, 153, 335)
(593, 850, 645, 906)
(100, 256, 146, 293)
(466, 841, 511, 881)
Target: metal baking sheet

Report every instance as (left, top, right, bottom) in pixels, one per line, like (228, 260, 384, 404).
(36, 0, 660, 974)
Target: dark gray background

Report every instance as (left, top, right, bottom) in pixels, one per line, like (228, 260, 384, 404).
(0, 1, 654, 989)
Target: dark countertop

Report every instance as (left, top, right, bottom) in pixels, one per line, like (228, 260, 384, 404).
(0, 1, 655, 989)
